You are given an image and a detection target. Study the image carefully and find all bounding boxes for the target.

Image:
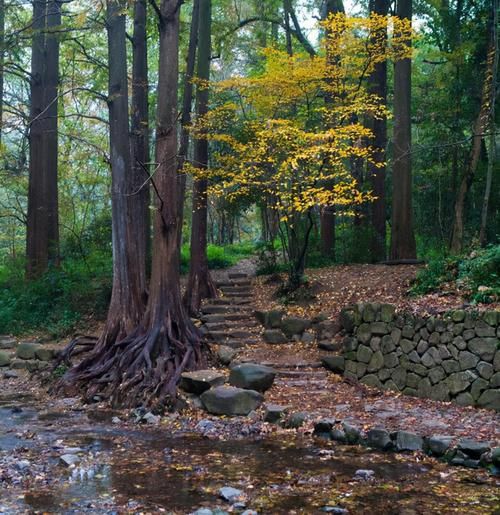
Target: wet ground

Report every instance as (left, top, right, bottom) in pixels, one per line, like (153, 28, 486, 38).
(0, 392, 499, 514)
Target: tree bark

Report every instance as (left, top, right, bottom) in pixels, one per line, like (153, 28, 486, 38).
(389, 0, 416, 260)
(450, 15, 496, 253)
(184, 0, 217, 315)
(177, 0, 200, 248)
(27, 0, 61, 278)
(479, 0, 498, 248)
(62, 0, 203, 409)
(368, 0, 389, 261)
(131, 0, 150, 291)
(0, 0, 5, 145)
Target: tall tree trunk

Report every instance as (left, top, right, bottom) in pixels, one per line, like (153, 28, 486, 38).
(367, 0, 389, 261)
(389, 0, 416, 260)
(0, 0, 5, 145)
(62, 0, 202, 409)
(450, 16, 496, 253)
(479, 0, 498, 247)
(184, 0, 217, 315)
(320, 0, 344, 259)
(43, 0, 60, 264)
(26, 0, 49, 278)
(283, 0, 293, 56)
(131, 0, 150, 292)
(177, 0, 200, 248)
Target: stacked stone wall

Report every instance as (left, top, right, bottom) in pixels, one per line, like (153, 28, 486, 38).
(340, 304, 500, 411)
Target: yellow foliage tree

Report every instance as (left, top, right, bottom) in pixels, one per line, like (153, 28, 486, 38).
(187, 13, 413, 289)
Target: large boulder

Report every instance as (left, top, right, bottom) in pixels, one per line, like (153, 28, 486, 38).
(200, 386, 263, 416)
(229, 363, 276, 392)
(280, 317, 311, 338)
(179, 370, 226, 395)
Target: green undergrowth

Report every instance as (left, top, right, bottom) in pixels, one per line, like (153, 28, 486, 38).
(411, 244, 500, 303)
(180, 242, 255, 274)
(0, 242, 255, 339)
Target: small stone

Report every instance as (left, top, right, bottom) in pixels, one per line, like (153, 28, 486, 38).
(391, 367, 407, 389)
(381, 335, 395, 354)
(360, 374, 382, 388)
(383, 352, 398, 369)
(217, 346, 237, 365)
(16, 342, 38, 360)
(320, 506, 348, 514)
(0, 351, 11, 367)
(229, 363, 275, 392)
(367, 351, 384, 372)
(264, 404, 287, 423)
(477, 389, 500, 410)
(366, 428, 392, 450)
(357, 345, 373, 364)
(471, 378, 489, 401)
(0, 337, 16, 349)
(442, 360, 460, 374)
(319, 341, 341, 352)
(343, 336, 358, 352)
(427, 435, 453, 456)
(219, 486, 243, 503)
(454, 392, 474, 406)
(111, 416, 121, 424)
(491, 372, 500, 388)
(474, 320, 495, 338)
(356, 324, 372, 344)
(494, 351, 500, 372)
(429, 381, 450, 402)
(395, 431, 424, 451)
(400, 339, 416, 354)
(437, 345, 452, 360)
(362, 304, 376, 322)
(286, 411, 308, 429)
(3, 370, 19, 379)
(180, 370, 226, 394)
(402, 325, 414, 339)
(15, 460, 31, 471)
(446, 370, 477, 395)
(280, 317, 311, 337)
(301, 332, 315, 344)
(482, 311, 498, 326)
(458, 351, 480, 370)
(468, 338, 497, 361)
(476, 361, 494, 380)
(263, 329, 287, 344)
(60, 454, 80, 467)
(322, 356, 345, 374)
(142, 412, 160, 424)
(453, 336, 467, 349)
(354, 469, 375, 480)
(314, 418, 337, 436)
(380, 304, 395, 323)
(457, 439, 491, 459)
(200, 386, 263, 416)
(440, 332, 453, 344)
(342, 422, 361, 444)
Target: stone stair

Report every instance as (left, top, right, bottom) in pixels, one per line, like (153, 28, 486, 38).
(200, 272, 261, 349)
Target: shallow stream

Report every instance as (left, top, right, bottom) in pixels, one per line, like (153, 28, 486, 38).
(0, 394, 498, 514)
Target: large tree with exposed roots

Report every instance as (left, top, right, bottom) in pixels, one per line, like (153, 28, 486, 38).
(61, 0, 204, 409)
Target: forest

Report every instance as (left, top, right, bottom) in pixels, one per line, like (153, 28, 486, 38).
(0, 0, 499, 513)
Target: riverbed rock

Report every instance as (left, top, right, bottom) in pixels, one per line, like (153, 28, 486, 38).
(457, 439, 491, 459)
(286, 411, 308, 428)
(219, 486, 244, 503)
(60, 454, 80, 467)
(35, 346, 56, 362)
(264, 403, 287, 423)
(200, 386, 263, 416)
(229, 363, 275, 392)
(342, 422, 362, 444)
(180, 370, 226, 395)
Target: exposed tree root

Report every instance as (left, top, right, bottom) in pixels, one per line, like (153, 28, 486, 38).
(59, 312, 205, 410)
(53, 335, 99, 368)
